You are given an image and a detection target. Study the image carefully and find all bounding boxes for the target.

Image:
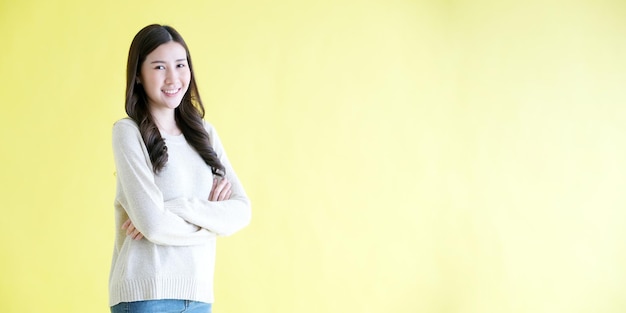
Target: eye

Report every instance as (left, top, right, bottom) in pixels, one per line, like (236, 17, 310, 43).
(154, 65, 165, 70)
(176, 64, 186, 68)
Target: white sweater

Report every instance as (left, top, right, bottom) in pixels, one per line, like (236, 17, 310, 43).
(109, 118, 251, 306)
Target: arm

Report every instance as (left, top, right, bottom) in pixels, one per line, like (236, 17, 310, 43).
(113, 119, 215, 246)
(165, 122, 252, 236)
(124, 178, 233, 240)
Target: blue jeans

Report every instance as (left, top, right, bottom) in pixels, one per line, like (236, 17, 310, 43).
(110, 299, 212, 313)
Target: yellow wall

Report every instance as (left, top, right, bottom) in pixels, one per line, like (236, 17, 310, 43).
(1, 0, 625, 312)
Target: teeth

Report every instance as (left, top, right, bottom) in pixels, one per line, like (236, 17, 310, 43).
(163, 89, 179, 94)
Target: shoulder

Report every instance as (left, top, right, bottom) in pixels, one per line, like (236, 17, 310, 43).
(202, 119, 216, 134)
(113, 117, 139, 132)
(112, 118, 142, 146)
(202, 119, 219, 144)
(201, 119, 227, 155)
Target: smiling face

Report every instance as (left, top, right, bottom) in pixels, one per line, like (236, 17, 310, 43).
(138, 41, 191, 114)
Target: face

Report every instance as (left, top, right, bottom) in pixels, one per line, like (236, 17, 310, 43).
(138, 41, 191, 113)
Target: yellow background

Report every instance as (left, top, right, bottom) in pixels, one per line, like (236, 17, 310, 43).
(1, 0, 625, 312)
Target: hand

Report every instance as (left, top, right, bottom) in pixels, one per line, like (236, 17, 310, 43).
(122, 219, 144, 240)
(209, 177, 232, 201)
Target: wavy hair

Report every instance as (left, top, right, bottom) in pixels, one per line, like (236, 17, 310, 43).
(125, 24, 224, 176)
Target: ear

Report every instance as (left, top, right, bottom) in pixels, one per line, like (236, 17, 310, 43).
(136, 77, 141, 84)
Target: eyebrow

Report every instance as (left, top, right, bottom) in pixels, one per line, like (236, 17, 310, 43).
(150, 58, 188, 64)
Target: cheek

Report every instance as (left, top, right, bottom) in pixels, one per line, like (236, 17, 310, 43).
(183, 71, 192, 84)
(139, 69, 159, 89)
(142, 77, 161, 92)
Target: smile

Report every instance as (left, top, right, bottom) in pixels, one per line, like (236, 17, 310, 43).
(162, 88, 181, 96)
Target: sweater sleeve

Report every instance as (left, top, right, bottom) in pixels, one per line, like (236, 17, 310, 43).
(164, 122, 252, 236)
(113, 119, 215, 246)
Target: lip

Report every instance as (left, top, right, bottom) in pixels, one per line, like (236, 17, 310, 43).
(162, 88, 182, 97)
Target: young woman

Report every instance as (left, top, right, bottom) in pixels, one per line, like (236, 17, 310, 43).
(109, 24, 251, 313)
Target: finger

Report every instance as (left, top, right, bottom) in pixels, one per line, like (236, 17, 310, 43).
(210, 177, 224, 201)
(122, 219, 131, 230)
(128, 222, 139, 238)
(211, 178, 228, 201)
(126, 223, 136, 236)
(209, 178, 217, 200)
(217, 180, 231, 201)
(135, 233, 144, 240)
(132, 229, 143, 240)
(224, 189, 233, 201)
(218, 181, 232, 201)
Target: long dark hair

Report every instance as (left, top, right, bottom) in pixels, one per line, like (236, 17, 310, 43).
(125, 24, 224, 176)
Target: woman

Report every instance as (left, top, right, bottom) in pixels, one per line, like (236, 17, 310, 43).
(109, 24, 251, 313)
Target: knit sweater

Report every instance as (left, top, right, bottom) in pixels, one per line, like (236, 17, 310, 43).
(109, 118, 251, 306)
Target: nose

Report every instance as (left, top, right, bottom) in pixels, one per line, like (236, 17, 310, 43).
(164, 68, 178, 84)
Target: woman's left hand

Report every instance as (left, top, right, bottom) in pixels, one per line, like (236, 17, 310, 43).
(122, 219, 144, 240)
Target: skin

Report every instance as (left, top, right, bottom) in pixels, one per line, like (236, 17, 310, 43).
(139, 41, 190, 135)
(123, 41, 231, 240)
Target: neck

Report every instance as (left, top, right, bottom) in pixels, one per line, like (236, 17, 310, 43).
(149, 108, 181, 136)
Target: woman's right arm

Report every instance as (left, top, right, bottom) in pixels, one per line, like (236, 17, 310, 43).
(113, 120, 214, 246)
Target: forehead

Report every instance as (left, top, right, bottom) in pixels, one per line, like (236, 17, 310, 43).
(144, 41, 187, 61)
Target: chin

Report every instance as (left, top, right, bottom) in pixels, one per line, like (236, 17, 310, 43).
(164, 98, 184, 108)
